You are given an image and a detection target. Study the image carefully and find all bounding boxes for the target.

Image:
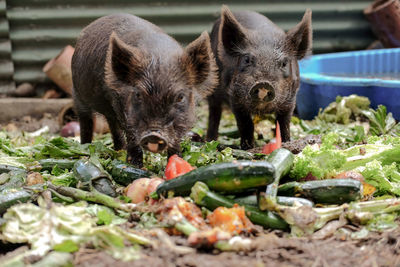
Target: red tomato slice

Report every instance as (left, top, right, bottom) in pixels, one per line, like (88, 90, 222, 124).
(262, 121, 282, 154)
(165, 155, 194, 180)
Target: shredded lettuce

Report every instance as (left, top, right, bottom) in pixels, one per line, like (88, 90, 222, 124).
(181, 139, 234, 167)
(290, 133, 400, 196)
(290, 132, 346, 179)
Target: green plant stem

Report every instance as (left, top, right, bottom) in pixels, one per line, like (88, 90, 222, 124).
(47, 183, 136, 212)
(271, 198, 400, 235)
(175, 219, 199, 236)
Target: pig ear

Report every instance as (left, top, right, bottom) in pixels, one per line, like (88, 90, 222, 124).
(105, 32, 145, 90)
(219, 5, 248, 56)
(286, 9, 312, 60)
(182, 31, 218, 97)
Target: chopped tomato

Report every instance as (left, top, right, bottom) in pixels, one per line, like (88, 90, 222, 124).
(165, 154, 195, 180)
(262, 121, 282, 154)
(157, 197, 207, 230)
(207, 204, 254, 235)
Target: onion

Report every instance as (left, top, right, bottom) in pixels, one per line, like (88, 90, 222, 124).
(147, 178, 164, 195)
(124, 178, 164, 204)
(60, 121, 80, 137)
(124, 178, 151, 204)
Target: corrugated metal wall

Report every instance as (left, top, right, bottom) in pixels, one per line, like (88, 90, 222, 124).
(0, 0, 14, 92)
(5, 0, 374, 87)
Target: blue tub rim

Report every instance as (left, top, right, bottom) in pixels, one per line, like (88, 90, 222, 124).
(299, 48, 400, 88)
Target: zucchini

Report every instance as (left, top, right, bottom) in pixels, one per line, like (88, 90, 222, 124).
(156, 160, 275, 197)
(109, 159, 151, 186)
(0, 164, 24, 174)
(277, 178, 363, 204)
(234, 195, 314, 207)
(277, 196, 314, 207)
(0, 173, 10, 185)
(231, 149, 255, 160)
(219, 127, 240, 138)
(265, 149, 294, 198)
(261, 148, 294, 211)
(73, 160, 117, 197)
(0, 170, 27, 192)
(0, 189, 33, 214)
(190, 181, 288, 229)
(39, 159, 77, 171)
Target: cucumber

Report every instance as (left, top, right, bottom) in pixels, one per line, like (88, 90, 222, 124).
(109, 159, 151, 186)
(234, 195, 314, 207)
(190, 181, 288, 229)
(39, 159, 77, 171)
(156, 160, 275, 197)
(278, 178, 363, 204)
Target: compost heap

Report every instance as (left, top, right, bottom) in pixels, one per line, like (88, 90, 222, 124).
(1, 94, 400, 265)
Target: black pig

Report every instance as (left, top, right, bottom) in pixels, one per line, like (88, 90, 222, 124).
(72, 14, 217, 167)
(206, 6, 312, 149)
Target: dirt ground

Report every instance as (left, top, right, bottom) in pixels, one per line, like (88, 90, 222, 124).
(1, 221, 399, 267)
(0, 113, 61, 134)
(73, 227, 400, 267)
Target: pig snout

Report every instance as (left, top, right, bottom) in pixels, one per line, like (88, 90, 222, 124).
(249, 82, 275, 103)
(140, 131, 168, 153)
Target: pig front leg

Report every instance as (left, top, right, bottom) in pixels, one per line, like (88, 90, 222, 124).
(126, 135, 144, 168)
(232, 105, 254, 150)
(104, 113, 126, 151)
(74, 98, 94, 144)
(276, 110, 293, 143)
(206, 94, 223, 141)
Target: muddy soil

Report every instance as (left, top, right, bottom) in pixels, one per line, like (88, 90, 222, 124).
(73, 227, 400, 267)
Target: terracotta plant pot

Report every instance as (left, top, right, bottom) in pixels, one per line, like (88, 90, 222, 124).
(364, 0, 400, 48)
(43, 45, 75, 95)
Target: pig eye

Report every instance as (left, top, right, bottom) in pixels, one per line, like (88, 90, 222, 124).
(280, 58, 288, 69)
(176, 93, 185, 103)
(239, 54, 253, 72)
(280, 58, 290, 78)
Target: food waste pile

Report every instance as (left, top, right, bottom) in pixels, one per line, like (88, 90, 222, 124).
(1, 95, 400, 266)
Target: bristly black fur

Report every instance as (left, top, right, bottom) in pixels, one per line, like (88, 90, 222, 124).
(72, 13, 218, 167)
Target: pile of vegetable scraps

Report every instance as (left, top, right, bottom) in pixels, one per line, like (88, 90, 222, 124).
(1, 94, 400, 265)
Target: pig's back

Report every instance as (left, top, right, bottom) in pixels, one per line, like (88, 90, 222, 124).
(75, 13, 181, 65)
(85, 14, 181, 55)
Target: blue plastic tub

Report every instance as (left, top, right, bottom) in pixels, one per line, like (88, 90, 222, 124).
(296, 48, 400, 120)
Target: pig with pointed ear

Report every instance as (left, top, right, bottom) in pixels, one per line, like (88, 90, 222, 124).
(72, 13, 218, 167)
(206, 5, 312, 149)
